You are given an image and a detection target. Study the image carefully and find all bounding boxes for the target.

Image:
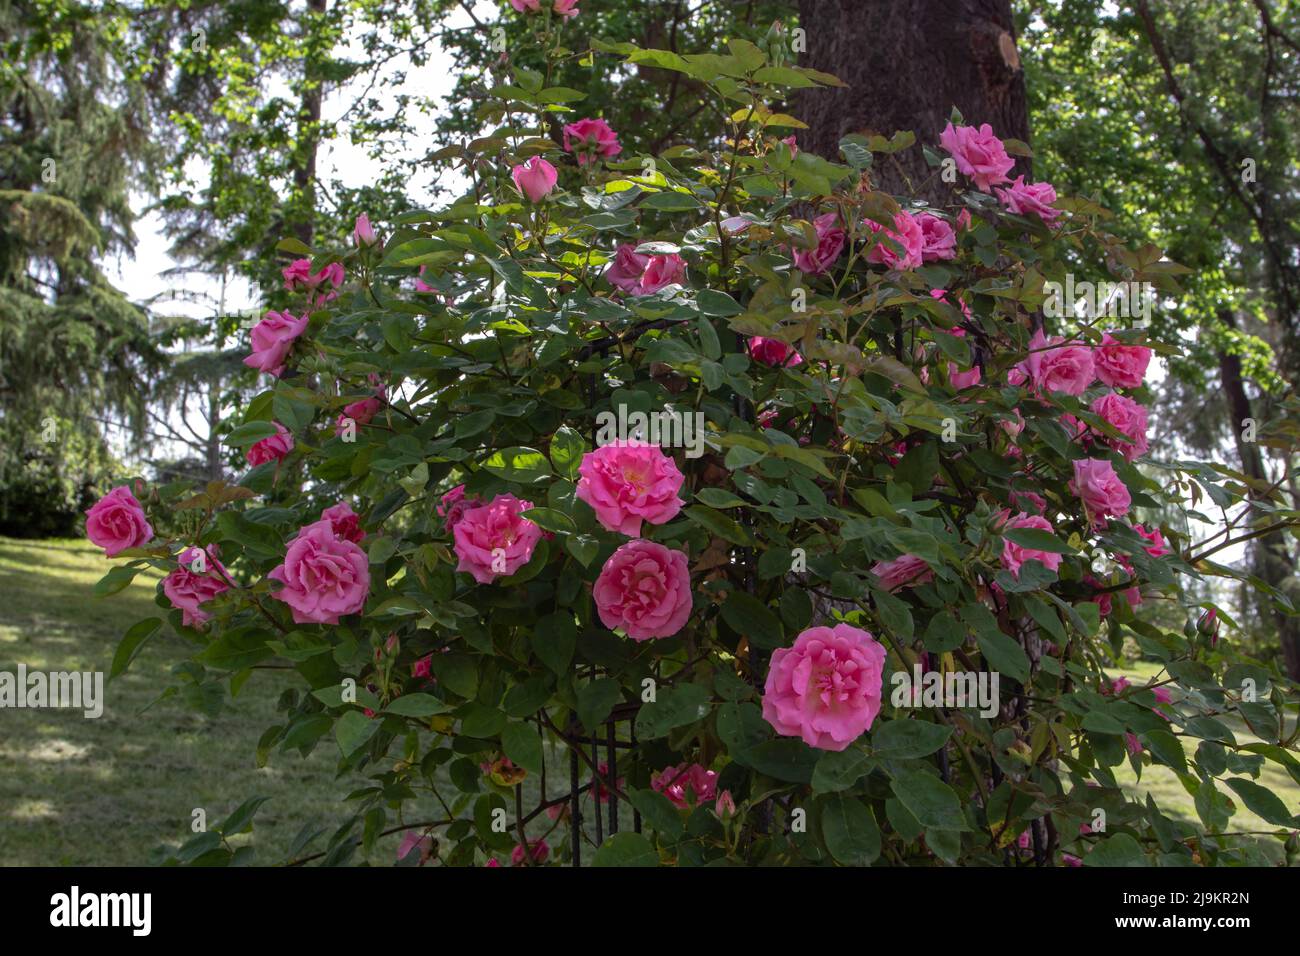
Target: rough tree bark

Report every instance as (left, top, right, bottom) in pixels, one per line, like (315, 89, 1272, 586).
(796, 0, 1030, 203)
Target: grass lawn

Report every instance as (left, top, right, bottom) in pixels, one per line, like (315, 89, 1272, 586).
(1, 536, 1294, 866)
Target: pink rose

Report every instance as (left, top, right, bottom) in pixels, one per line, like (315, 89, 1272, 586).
(994, 176, 1061, 225)
(1125, 732, 1143, 756)
(761, 623, 887, 751)
(1094, 333, 1152, 389)
(243, 310, 308, 378)
(510, 838, 550, 866)
(747, 336, 803, 368)
(352, 213, 377, 247)
(593, 539, 693, 640)
(1023, 328, 1095, 396)
(246, 421, 295, 467)
(780, 134, 798, 155)
(334, 396, 383, 436)
(592, 762, 624, 803)
(1090, 392, 1148, 461)
(941, 326, 982, 390)
(792, 212, 846, 275)
(1071, 458, 1132, 524)
(575, 441, 684, 536)
(438, 484, 478, 532)
(269, 519, 370, 625)
(605, 243, 650, 293)
(1133, 524, 1168, 558)
(320, 501, 365, 544)
(163, 545, 230, 627)
(864, 211, 924, 270)
(651, 763, 718, 809)
(562, 117, 621, 165)
(938, 122, 1015, 192)
(1011, 489, 1046, 515)
(1103, 676, 1131, 696)
(511, 156, 558, 202)
(999, 511, 1064, 579)
(1152, 686, 1173, 705)
(281, 258, 344, 305)
(412, 654, 433, 679)
(552, 0, 580, 16)
(871, 554, 934, 592)
(916, 213, 957, 262)
(1062, 853, 1083, 867)
(85, 485, 154, 557)
(639, 253, 686, 294)
(510, 0, 541, 9)
(715, 790, 737, 820)
(397, 831, 433, 864)
(452, 494, 543, 584)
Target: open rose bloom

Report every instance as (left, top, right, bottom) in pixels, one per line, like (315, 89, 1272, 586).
(452, 494, 543, 584)
(594, 540, 692, 640)
(269, 519, 370, 624)
(575, 441, 684, 536)
(85, 486, 154, 557)
(163, 545, 231, 628)
(762, 624, 887, 751)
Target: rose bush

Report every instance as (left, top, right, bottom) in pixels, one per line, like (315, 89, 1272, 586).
(90, 15, 1300, 867)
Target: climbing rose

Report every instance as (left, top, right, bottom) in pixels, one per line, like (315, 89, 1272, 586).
(999, 512, 1064, 578)
(864, 211, 924, 270)
(246, 421, 295, 467)
(938, 122, 1015, 192)
(510, 839, 550, 866)
(605, 243, 649, 293)
(1133, 524, 1169, 557)
(651, 763, 718, 808)
(511, 156, 558, 202)
(870, 554, 934, 591)
(748, 336, 803, 368)
(320, 501, 365, 544)
(85, 486, 154, 557)
(397, 831, 432, 864)
(791, 212, 845, 275)
(1023, 328, 1095, 396)
(1071, 458, 1132, 525)
(243, 310, 308, 378)
(452, 494, 543, 584)
(575, 441, 684, 536)
(916, 212, 957, 262)
(268, 519, 370, 625)
(552, 0, 579, 15)
(994, 176, 1062, 225)
(638, 253, 686, 294)
(1094, 332, 1152, 389)
(761, 624, 887, 751)
(593, 540, 693, 640)
(162, 545, 230, 627)
(281, 258, 344, 304)
(437, 485, 477, 532)
(1090, 392, 1149, 461)
(562, 117, 621, 165)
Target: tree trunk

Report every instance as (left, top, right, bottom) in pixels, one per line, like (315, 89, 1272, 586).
(796, 0, 1030, 203)
(1218, 310, 1300, 680)
(291, 0, 327, 247)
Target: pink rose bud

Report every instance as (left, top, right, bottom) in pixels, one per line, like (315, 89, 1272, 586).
(245, 421, 295, 467)
(352, 213, 378, 247)
(715, 790, 737, 820)
(511, 156, 558, 202)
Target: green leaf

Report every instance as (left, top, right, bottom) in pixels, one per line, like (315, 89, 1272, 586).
(871, 719, 952, 759)
(335, 710, 379, 756)
(577, 678, 622, 732)
(482, 446, 552, 483)
(501, 722, 544, 775)
(684, 504, 753, 545)
(627, 788, 684, 840)
(740, 738, 818, 783)
(549, 426, 587, 480)
(384, 693, 449, 718)
(1224, 777, 1297, 826)
(1003, 526, 1074, 554)
(226, 420, 280, 448)
(811, 748, 872, 793)
(534, 613, 577, 675)
(218, 796, 271, 836)
(109, 617, 161, 680)
(821, 793, 881, 865)
(974, 629, 1030, 684)
(1083, 832, 1145, 867)
(889, 769, 969, 830)
(95, 565, 141, 598)
(720, 591, 783, 649)
(592, 832, 659, 867)
(636, 683, 712, 738)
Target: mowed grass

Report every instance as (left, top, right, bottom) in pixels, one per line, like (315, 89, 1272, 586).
(0, 537, 382, 866)
(0, 537, 600, 867)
